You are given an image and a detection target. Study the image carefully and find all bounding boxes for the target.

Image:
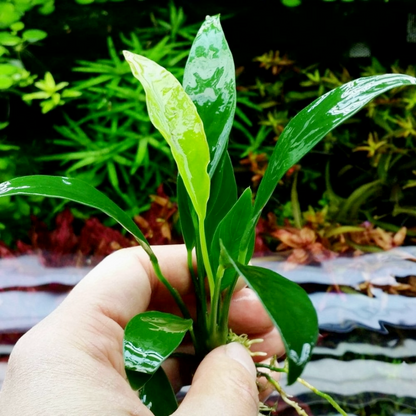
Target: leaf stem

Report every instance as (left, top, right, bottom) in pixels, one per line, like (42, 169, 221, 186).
(208, 264, 224, 339)
(151, 258, 197, 347)
(219, 243, 250, 331)
(261, 373, 308, 416)
(198, 218, 215, 299)
(194, 232, 207, 319)
(291, 170, 302, 229)
(151, 259, 191, 320)
(255, 363, 286, 373)
(187, 248, 199, 299)
(218, 271, 238, 332)
(296, 377, 348, 416)
(256, 363, 348, 416)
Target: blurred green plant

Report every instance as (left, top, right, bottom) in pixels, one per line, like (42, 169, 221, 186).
(0, 1, 54, 29)
(0, 0, 53, 94)
(232, 54, 416, 232)
(0, 131, 45, 245)
(281, 0, 389, 5)
(74, 0, 124, 3)
(36, 4, 198, 216)
(23, 71, 81, 113)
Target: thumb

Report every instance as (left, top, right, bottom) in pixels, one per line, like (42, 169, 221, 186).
(174, 343, 259, 416)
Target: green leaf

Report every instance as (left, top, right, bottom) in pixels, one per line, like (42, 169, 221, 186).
(220, 244, 319, 384)
(22, 29, 47, 43)
(39, 1, 55, 15)
(125, 369, 151, 391)
(0, 32, 21, 46)
(0, 64, 18, 75)
(124, 311, 192, 384)
(183, 14, 236, 177)
(73, 74, 113, 90)
(211, 188, 252, 289)
(44, 71, 55, 88)
(51, 92, 60, 105)
(0, 4, 20, 29)
(124, 51, 210, 221)
(253, 74, 416, 221)
(22, 91, 50, 100)
(338, 179, 382, 220)
(54, 81, 69, 91)
(282, 0, 302, 6)
(40, 99, 56, 114)
(0, 175, 151, 252)
(205, 152, 237, 251)
(61, 89, 82, 98)
(10, 21, 24, 32)
(0, 76, 13, 90)
(0, 45, 8, 57)
(177, 175, 197, 251)
(139, 367, 178, 416)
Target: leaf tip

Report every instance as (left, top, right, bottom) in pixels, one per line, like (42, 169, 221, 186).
(287, 341, 315, 384)
(122, 50, 132, 61)
(204, 14, 221, 27)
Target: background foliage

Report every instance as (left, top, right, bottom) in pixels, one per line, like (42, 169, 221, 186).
(1, 0, 416, 248)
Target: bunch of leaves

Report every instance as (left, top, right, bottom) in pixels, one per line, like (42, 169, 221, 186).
(134, 184, 182, 245)
(36, 4, 198, 214)
(2, 14, 416, 416)
(0, 0, 84, 127)
(256, 208, 408, 266)
(0, 208, 135, 266)
(0, 184, 180, 267)
(22, 71, 81, 113)
(74, 0, 125, 4)
(0, 134, 47, 245)
(255, 167, 412, 263)
(232, 53, 416, 234)
(0, 0, 52, 93)
(280, 0, 388, 6)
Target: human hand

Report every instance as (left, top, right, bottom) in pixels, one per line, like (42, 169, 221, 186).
(0, 245, 283, 416)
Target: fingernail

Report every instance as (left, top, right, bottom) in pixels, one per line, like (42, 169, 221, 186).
(225, 342, 256, 378)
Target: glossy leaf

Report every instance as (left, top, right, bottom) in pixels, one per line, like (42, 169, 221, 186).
(177, 153, 237, 270)
(124, 51, 210, 221)
(183, 14, 236, 177)
(253, 74, 416, 221)
(0, 175, 152, 253)
(205, 152, 237, 250)
(125, 369, 152, 391)
(139, 367, 178, 416)
(244, 226, 256, 265)
(211, 188, 252, 289)
(221, 243, 319, 385)
(177, 175, 197, 251)
(124, 311, 193, 376)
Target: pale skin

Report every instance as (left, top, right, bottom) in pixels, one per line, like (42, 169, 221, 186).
(0, 245, 284, 416)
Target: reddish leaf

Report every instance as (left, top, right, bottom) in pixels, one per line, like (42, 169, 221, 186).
(78, 217, 135, 264)
(134, 185, 181, 245)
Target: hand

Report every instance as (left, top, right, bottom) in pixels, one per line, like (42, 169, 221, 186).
(0, 245, 283, 416)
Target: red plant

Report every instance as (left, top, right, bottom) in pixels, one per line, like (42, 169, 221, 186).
(134, 184, 181, 245)
(240, 152, 269, 188)
(0, 185, 181, 267)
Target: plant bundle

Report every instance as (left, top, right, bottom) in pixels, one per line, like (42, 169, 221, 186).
(1, 14, 416, 415)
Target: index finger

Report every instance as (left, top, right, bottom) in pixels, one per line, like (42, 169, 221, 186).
(63, 245, 193, 328)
